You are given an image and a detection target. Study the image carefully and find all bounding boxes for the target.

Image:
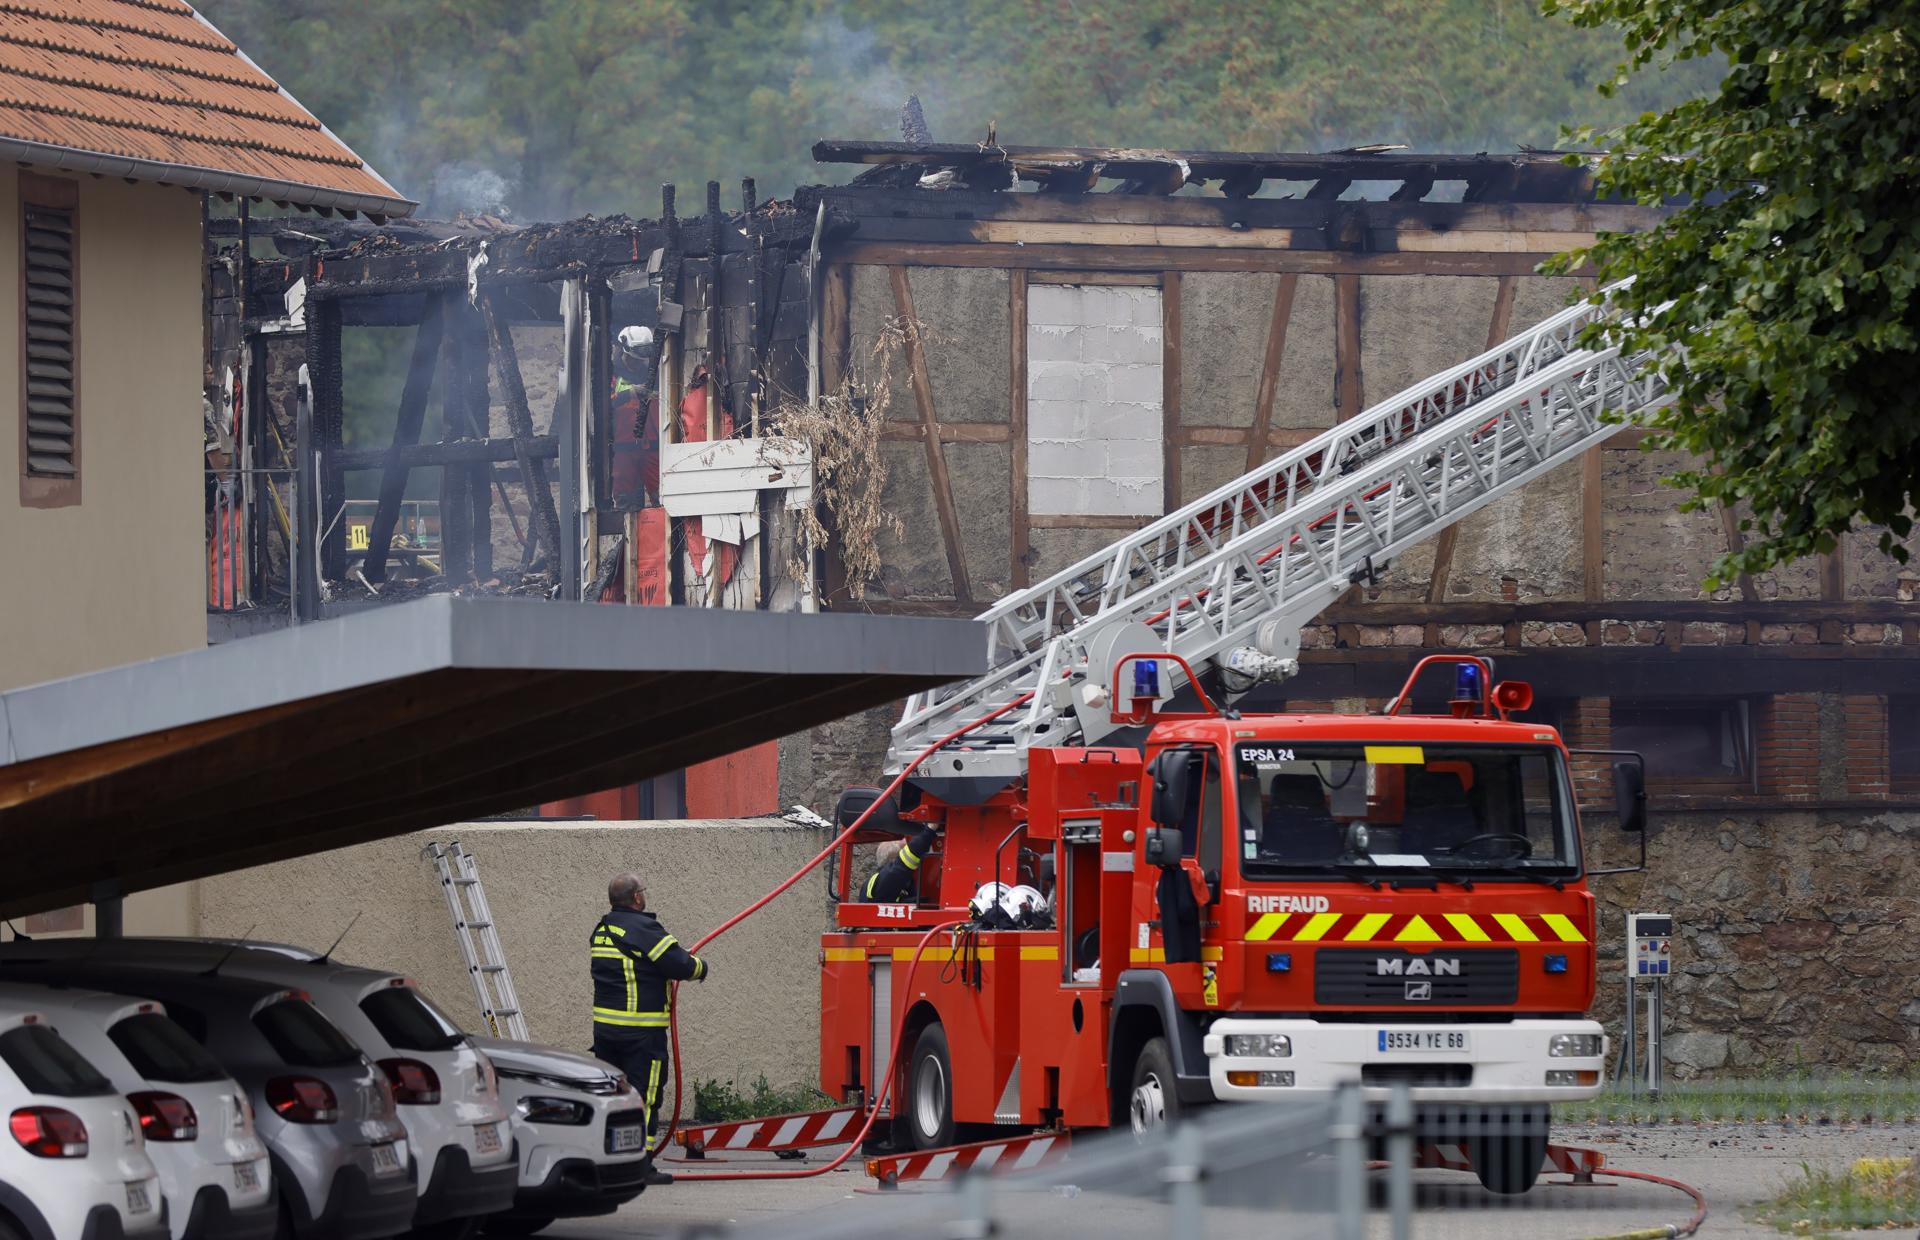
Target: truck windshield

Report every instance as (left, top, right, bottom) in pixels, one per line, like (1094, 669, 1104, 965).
(1234, 742, 1577, 877)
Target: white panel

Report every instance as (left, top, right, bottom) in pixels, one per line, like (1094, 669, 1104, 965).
(1027, 286, 1163, 518)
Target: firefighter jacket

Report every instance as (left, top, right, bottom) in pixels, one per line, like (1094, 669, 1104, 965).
(864, 826, 939, 902)
(589, 907, 707, 1031)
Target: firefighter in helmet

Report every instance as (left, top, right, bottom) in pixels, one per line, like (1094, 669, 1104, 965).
(864, 825, 940, 903)
(611, 326, 660, 503)
(590, 871, 708, 1163)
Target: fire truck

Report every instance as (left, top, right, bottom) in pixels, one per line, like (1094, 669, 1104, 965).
(818, 285, 1665, 1194)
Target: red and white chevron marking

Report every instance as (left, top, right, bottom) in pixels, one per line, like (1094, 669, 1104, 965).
(865, 1131, 1071, 1184)
(1415, 1143, 1608, 1179)
(676, 1105, 862, 1155)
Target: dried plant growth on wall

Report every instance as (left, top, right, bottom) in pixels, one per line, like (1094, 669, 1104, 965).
(764, 316, 946, 599)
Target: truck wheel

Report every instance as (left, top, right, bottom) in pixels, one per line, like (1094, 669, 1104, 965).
(907, 1023, 956, 1149)
(1472, 1132, 1548, 1195)
(1128, 1037, 1182, 1136)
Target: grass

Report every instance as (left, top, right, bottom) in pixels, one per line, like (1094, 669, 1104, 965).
(1557, 1077, 1920, 1126)
(692, 1074, 837, 1124)
(1750, 1156, 1920, 1235)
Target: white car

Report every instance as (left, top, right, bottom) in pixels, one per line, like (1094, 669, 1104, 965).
(474, 1038, 651, 1234)
(16, 942, 515, 1237)
(0, 983, 273, 1240)
(0, 998, 165, 1240)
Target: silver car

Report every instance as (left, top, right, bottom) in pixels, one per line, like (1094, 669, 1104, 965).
(0, 961, 416, 1240)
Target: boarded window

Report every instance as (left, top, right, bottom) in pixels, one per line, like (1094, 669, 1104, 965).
(19, 174, 78, 506)
(1026, 283, 1163, 518)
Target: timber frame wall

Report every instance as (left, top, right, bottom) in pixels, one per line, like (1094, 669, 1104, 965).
(800, 142, 1920, 807)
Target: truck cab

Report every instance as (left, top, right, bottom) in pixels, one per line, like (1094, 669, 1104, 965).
(820, 656, 1643, 1195)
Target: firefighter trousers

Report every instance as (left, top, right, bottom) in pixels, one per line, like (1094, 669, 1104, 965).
(593, 1027, 670, 1144)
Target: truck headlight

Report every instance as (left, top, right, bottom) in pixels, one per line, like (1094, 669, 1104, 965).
(1226, 1071, 1295, 1087)
(1546, 1070, 1599, 1087)
(1548, 1034, 1602, 1058)
(516, 1096, 592, 1125)
(1224, 1034, 1293, 1058)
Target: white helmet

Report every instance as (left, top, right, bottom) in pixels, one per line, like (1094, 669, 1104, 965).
(617, 325, 655, 350)
(999, 884, 1045, 920)
(969, 883, 1009, 921)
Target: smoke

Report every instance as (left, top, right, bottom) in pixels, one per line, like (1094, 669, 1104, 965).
(423, 163, 517, 219)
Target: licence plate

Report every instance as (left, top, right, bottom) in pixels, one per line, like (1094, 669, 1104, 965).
(607, 1123, 647, 1154)
(370, 1141, 404, 1176)
(234, 1160, 262, 1193)
(1379, 1030, 1469, 1053)
(126, 1182, 152, 1215)
(473, 1121, 502, 1155)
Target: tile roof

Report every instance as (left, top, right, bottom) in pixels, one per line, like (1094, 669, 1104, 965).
(0, 0, 412, 216)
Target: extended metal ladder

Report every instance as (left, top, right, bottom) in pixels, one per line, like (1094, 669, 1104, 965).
(889, 283, 1669, 777)
(424, 841, 530, 1041)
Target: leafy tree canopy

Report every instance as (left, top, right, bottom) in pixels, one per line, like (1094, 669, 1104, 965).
(198, 0, 1713, 220)
(1545, 0, 1920, 580)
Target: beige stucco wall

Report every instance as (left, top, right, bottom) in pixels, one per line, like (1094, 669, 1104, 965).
(194, 821, 833, 1091)
(0, 169, 206, 692)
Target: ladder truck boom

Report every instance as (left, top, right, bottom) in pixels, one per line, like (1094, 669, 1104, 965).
(888, 283, 1667, 786)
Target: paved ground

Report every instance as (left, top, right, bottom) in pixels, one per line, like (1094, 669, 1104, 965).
(536, 1122, 1920, 1240)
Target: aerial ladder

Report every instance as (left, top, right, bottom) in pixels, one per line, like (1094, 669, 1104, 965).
(888, 281, 1670, 786)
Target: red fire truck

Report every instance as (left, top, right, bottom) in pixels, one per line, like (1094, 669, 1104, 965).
(817, 287, 1664, 1194)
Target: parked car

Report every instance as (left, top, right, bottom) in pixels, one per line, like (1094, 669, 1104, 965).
(0, 957, 415, 1240)
(0, 982, 273, 1240)
(0, 995, 166, 1240)
(0, 941, 515, 1238)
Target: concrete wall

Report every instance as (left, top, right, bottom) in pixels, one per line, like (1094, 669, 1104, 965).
(0, 171, 205, 691)
(1027, 284, 1163, 517)
(194, 820, 834, 1091)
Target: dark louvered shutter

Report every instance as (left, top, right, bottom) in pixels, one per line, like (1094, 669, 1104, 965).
(22, 204, 76, 478)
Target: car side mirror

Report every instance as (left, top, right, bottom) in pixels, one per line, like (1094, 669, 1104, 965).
(1612, 759, 1647, 833)
(1149, 751, 1195, 827)
(1143, 826, 1181, 868)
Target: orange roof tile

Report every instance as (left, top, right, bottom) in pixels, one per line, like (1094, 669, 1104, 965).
(0, 0, 412, 216)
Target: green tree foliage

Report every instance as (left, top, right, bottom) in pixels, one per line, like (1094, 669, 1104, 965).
(196, 0, 1712, 220)
(1544, 0, 1920, 579)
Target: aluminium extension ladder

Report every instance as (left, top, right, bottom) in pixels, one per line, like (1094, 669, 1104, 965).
(424, 840, 530, 1041)
(888, 281, 1671, 778)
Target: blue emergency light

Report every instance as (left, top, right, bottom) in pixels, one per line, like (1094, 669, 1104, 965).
(1133, 659, 1161, 700)
(1266, 952, 1292, 973)
(1544, 954, 1569, 974)
(1453, 662, 1482, 702)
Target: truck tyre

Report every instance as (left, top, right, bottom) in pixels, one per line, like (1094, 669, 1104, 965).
(1472, 1131, 1548, 1195)
(1128, 1037, 1182, 1136)
(907, 1023, 956, 1149)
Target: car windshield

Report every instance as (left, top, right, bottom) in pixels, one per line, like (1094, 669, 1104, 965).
(0, 1025, 115, 1097)
(360, 986, 466, 1052)
(109, 1013, 228, 1084)
(1234, 742, 1577, 876)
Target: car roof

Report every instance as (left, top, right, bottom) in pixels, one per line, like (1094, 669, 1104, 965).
(0, 938, 398, 995)
(0, 981, 159, 1025)
(0, 958, 302, 1010)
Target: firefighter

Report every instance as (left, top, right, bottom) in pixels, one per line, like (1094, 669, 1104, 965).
(590, 871, 708, 1162)
(611, 326, 660, 502)
(863, 825, 939, 902)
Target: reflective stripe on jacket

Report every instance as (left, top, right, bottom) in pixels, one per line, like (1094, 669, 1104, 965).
(863, 826, 939, 902)
(590, 907, 706, 1028)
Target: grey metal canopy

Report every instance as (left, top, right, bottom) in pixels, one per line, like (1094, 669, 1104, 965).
(0, 597, 983, 919)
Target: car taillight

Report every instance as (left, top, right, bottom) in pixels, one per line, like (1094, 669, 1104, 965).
(265, 1076, 339, 1124)
(127, 1092, 198, 1141)
(9, 1107, 88, 1157)
(378, 1058, 442, 1105)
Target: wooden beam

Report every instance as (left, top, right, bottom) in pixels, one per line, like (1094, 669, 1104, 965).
(362, 300, 445, 584)
(482, 297, 564, 574)
(1713, 481, 1759, 603)
(1246, 274, 1300, 474)
(818, 263, 851, 606)
(1428, 276, 1517, 604)
(889, 266, 973, 601)
(1028, 270, 1161, 286)
(833, 241, 1585, 278)
(1010, 269, 1031, 589)
(1821, 541, 1846, 600)
(1332, 274, 1364, 421)
(1317, 598, 1920, 625)
(1031, 513, 1156, 531)
(1582, 444, 1605, 601)
(1162, 271, 1183, 511)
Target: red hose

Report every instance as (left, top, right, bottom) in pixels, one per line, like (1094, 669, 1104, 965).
(1593, 1167, 1710, 1237)
(650, 686, 1041, 1176)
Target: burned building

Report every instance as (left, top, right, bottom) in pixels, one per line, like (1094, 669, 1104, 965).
(207, 139, 1920, 1074)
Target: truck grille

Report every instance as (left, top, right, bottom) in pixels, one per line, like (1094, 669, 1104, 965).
(1313, 948, 1519, 1006)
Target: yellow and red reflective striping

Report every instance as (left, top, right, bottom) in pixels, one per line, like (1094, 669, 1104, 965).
(1243, 910, 1586, 944)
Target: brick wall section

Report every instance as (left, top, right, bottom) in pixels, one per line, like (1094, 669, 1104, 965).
(1842, 694, 1890, 798)
(1756, 693, 1821, 800)
(1560, 697, 1612, 808)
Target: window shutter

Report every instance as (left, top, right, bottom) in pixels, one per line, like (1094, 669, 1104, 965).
(22, 203, 76, 478)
